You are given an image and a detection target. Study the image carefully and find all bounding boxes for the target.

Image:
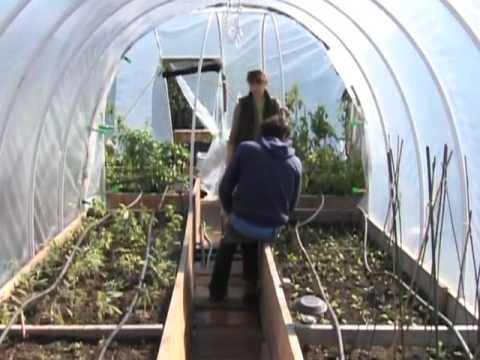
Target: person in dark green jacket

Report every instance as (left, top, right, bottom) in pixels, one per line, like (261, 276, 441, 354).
(227, 70, 280, 163)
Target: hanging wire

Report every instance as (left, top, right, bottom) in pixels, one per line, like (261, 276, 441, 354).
(222, 0, 244, 48)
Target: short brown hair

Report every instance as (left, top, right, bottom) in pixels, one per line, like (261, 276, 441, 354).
(261, 112, 291, 139)
(247, 70, 268, 84)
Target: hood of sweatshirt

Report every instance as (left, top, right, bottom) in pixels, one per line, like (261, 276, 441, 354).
(259, 136, 296, 159)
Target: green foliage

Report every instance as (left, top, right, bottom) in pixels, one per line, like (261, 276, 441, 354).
(286, 84, 303, 114)
(96, 290, 123, 322)
(310, 106, 337, 144)
(286, 85, 366, 195)
(149, 205, 183, 290)
(167, 78, 204, 130)
(0, 303, 12, 324)
(275, 226, 428, 326)
(106, 119, 189, 193)
(1, 200, 184, 326)
(297, 141, 366, 195)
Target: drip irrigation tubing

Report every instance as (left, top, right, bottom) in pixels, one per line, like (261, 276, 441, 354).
(97, 187, 169, 360)
(0, 192, 144, 346)
(293, 193, 345, 360)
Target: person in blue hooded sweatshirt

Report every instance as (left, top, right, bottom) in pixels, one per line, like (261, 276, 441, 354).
(209, 112, 302, 303)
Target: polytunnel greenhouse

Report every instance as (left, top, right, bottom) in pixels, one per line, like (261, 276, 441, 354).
(0, 0, 479, 359)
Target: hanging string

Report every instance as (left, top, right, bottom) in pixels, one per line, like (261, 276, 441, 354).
(222, 0, 244, 48)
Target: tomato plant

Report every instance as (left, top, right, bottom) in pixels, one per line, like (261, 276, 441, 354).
(286, 86, 366, 196)
(106, 118, 189, 193)
(0, 200, 184, 326)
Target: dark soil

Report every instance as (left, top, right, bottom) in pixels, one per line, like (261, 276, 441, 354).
(274, 226, 431, 325)
(275, 225, 472, 359)
(0, 208, 184, 326)
(1, 339, 157, 360)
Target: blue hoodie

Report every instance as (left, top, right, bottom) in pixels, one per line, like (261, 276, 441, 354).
(219, 137, 302, 232)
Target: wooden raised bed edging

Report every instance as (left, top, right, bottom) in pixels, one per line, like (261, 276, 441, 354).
(156, 180, 201, 360)
(295, 324, 478, 348)
(173, 129, 213, 145)
(0, 212, 85, 303)
(295, 194, 363, 226)
(366, 218, 478, 326)
(266, 207, 478, 356)
(0, 324, 163, 341)
(294, 197, 477, 326)
(189, 195, 363, 229)
(106, 191, 188, 213)
(261, 245, 303, 360)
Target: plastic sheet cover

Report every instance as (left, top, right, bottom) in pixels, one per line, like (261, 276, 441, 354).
(112, 11, 345, 194)
(0, 0, 478, 316)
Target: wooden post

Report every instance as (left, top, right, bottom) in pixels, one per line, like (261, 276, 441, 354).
(0, 324, 163, 341)
(260, 245, 303, 360)
(296, 324, 478, 349)
(156, 180, 200, 360)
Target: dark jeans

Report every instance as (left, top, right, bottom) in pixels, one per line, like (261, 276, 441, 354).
(209, 225, 259, 300)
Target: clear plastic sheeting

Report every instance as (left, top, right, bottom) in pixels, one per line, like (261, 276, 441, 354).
(111, 31, 160, 129)
(113, 11, 344, 134)
(151, 67, 174, 142)
(113, 10, 345, 196)
(0, 0, 477, 317)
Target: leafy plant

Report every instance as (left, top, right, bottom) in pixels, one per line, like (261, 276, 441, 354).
(106, 118, 189, 193)
(1, 200, 184, 326)
(286, 85, 366, 195)
(167, 77, 204, 130)
(0, 303, 12, 324)
(148, 205, 183, 293)
(48, 300, 66, 325)
(275, 225, 430, 327)
(96, 290, 123, 322)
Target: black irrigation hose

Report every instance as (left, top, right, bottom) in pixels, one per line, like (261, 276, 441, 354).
(0, 192, 144, 346)
(97, 217, 155, 360)
(359, 208, 474, 359)
(97, 187, 169, 360)
(294, 194, 345, 360)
